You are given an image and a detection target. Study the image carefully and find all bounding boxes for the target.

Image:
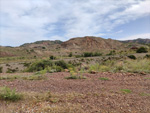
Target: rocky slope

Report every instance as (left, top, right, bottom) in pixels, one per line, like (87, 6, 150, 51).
(61, 36, 123, 51)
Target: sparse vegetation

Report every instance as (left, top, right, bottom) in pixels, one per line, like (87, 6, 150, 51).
(99, 77, 109, 81)
(65, 68, 86, 79)
(0, 87, 22, 101)
(22, 74, 47, 80)
(0, 75, 20, 80)
(88, 59, 150, 73)
(65, 75, 86, 79)
(140, 93, 150, 96)
(120, 89, 132, 94)
(0, 36, 150, 112)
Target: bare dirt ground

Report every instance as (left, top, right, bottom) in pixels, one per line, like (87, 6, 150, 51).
(0, 72, 150, 113)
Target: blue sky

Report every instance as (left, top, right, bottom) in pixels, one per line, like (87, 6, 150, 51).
(0, 0, 150, 46)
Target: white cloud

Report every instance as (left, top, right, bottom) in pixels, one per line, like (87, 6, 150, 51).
(119, 33, 150, 40)
(0, 0, 150, 46)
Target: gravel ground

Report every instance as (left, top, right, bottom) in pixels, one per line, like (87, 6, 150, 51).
(0, 72, 150, 113)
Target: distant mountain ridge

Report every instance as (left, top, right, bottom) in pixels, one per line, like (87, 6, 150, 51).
(0, 36, 149, 57)
(20, 40, 62, 47)
(121, 38, 150, 44)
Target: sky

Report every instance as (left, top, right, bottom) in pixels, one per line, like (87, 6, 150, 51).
(0, 0, 150, 46)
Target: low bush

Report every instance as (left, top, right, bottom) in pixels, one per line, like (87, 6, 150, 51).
(54, 60, 68, 69)
(128, 55, 136, 60)
(144, 54, 150, 59)
(68, 52, 73, 57)
(0, 87, 22, 101)
(0, 67, 2, 73)
(50, 55, 56, 60)
(106, 50, 116, 56)
(82, 52, 102, 57)
(136, 47, 148, 53)
(25, 60, 53, 72)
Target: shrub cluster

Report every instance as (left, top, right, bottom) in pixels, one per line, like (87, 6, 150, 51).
(25, 60, 73, 73)
(82, 52, 102, 57)
(136, 47, 148, 53)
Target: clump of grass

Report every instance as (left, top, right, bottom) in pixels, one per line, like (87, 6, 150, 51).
(0, 75, 20, 80)
(0, 87, 22, 101)
(120, 89, 132, 94)
(140, 93, 150, 96)
(144, 77, 150, 80)
(22, 74, 47, 80)
(65, 75, 86, 79)
(65, 68, 86, 79)
(99, 77, 109, 81)
(23, 69, 47, 80)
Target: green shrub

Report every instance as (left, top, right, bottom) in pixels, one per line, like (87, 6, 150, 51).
(0, 67, 2, 73)
(136, 47, 148, 53)
(82, 52, 102, 57)
(25, 60, 71, 72)
(50, 55, 56, 60)
(144, 54, 150, 59)
(107, 50, 116, 56)
(54, 60, 68, 69)
(93, 52, 102, 56)
(0, 87, 22, 101)
(68, 52, 73, 57)
(42, 47, 46, 49)
(26, 60, 53, 72)
(128, 55, 136, 60)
